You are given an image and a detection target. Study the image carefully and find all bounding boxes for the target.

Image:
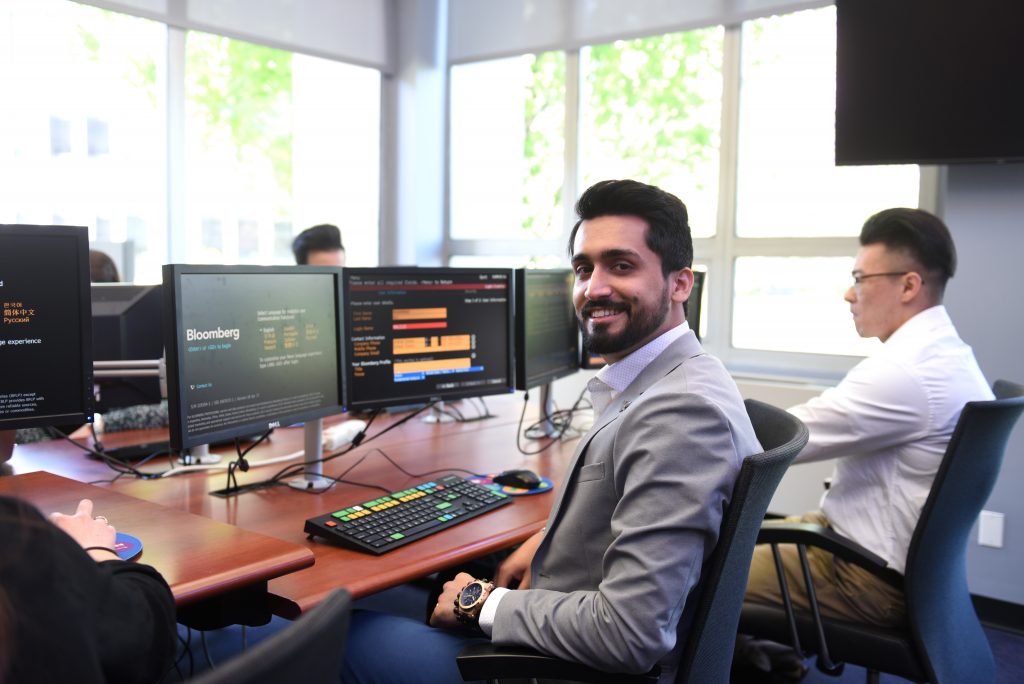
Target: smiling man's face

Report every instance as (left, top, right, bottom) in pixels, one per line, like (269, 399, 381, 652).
(571, 215, 688, 363)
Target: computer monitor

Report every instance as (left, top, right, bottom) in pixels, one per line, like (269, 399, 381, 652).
(91, 284, 164, 412)
(514, 269, 579, 391)
(162, 265, 344, 457)
(341, 267, 514, 412)
(0, 224, 93, 430)
(514, 269, 578, 437)
(687, 269, 705, 342)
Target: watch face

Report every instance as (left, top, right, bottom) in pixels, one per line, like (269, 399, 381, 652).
(459, 582, 483, 608)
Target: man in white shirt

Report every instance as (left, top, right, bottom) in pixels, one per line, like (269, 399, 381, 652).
(340, 180, 761, 683)
(745, 208, 992, 629)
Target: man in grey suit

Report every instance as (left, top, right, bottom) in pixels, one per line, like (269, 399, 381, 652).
(341, 179, 761, 683)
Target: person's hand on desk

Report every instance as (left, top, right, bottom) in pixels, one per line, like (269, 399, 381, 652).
(49, 498, 119, 561)
(495, 527, 545, 590)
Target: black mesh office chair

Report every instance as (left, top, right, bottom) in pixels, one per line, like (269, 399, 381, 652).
(456, 399, 808, 683)
(188, 588, 352, 684)
(739, 379, 1024, 683)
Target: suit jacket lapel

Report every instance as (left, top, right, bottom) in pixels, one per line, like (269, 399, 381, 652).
(541, 332, 705, 533)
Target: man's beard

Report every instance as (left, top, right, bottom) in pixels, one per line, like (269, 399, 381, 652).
(578, 283, 670, 357)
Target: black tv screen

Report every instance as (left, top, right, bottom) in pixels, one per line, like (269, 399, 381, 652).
(835, 0, 1024, 165)
(0, 225, 93, 430)
(162, 265, 344, 450)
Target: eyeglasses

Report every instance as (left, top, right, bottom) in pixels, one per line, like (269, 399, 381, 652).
(850, 271, 910, 292)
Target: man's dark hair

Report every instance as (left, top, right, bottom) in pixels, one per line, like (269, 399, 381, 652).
(860, 208, 956, 292)
(292, 224, 345, 265)
(89, 249, 120, 283)
(567, 180, 692, 275)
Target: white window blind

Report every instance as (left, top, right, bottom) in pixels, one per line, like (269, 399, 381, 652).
(449, 0, 832, 63)
(75, 0, 391, 72)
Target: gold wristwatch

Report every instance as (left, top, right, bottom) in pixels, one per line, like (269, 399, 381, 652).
(453, 578, 495, 629)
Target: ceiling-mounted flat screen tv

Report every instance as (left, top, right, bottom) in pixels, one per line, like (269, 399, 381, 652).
(835, 0, 1024, 166)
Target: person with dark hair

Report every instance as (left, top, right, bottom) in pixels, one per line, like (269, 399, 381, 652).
(292, 224, 346, 266)
(738, 208, 991, 679)
(89, 249, 120, 283)
(339, 180, 761, 683)
(0, 496, 177, 683)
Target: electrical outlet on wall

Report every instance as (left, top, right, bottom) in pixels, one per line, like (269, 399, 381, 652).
(978, 510, 1005, 548)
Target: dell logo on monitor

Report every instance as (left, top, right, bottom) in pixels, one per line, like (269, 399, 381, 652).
(268, 421, 281, 429)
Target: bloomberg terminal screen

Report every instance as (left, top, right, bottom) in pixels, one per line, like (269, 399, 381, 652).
(342, 268, 513, 410)
(168, 268, 342, 449)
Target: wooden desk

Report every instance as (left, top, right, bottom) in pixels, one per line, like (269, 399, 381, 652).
(7, 395, 582, 618)
(0, 471, 314, 612)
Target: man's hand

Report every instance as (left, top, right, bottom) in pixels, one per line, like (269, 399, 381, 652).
(429, 571, 477, 629)
(495, 528, 544, 589)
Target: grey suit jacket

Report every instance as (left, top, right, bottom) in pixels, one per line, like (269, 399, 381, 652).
(492, 331, 761, 680)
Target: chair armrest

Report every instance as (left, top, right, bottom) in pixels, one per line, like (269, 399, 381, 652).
(757, 522, 903, 588)
(456, 643, 660, 684)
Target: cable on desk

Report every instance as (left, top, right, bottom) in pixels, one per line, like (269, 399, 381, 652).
(515, 385, 590, 456)
(221, 429, 274, 495)
(307, 447, 485, 496)
(215, 403, 413, 496)
(433, 397, 494, 423)
(48, 427, 169, 481)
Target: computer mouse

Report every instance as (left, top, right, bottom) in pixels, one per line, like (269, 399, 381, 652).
(493, 468, 542, 490)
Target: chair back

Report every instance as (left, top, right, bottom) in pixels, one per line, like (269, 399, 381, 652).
(189, 589, 352, 684)
(904, 380, 1024, 684)
(676, 399, 808, 683)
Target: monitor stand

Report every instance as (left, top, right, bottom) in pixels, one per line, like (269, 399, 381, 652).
(178, 443, 222, 466)
(535, 382, 560, 438)
(288, 419, 334, 491)
(421, 401, 456, 423)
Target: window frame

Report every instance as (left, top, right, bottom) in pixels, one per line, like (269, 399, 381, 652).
(444, 20, 941, 384)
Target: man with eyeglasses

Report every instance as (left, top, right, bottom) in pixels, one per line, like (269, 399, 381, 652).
(738, 208, 992, 680)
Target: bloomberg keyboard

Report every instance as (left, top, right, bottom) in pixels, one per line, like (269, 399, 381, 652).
(303, 474, 513, 554)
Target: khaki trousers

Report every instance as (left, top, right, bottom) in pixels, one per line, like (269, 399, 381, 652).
(745, 511, 907, 628)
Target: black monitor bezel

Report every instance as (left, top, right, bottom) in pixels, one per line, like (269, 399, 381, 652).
(339, 266, 515, 412)
(162, 264, 345, 451)
(90, 282, 164, 412)
(0, 224, 93, 430)
(687, 269, 705, 343)
(513, 268, 579, 391)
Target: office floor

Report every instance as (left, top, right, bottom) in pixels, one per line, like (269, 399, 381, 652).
(798, 624, 1023, 684)
(164, 582, 1024, 683)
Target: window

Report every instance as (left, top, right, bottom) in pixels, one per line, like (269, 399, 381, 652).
(449, 52, 566, 261)
(579, 28, 724, 239)
(87, 117, 110, 156)
(184, 32, 381, 266)
(50, 117, 72, 155)
(729, 7, 918, 362)
(447, 5, 925, 380)
(1, 1, 384, 282)
(0, 0, 167, 281)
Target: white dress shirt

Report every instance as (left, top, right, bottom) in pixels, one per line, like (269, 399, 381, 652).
(478, 322, 692, 635)
(789, 305, 991, 574)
